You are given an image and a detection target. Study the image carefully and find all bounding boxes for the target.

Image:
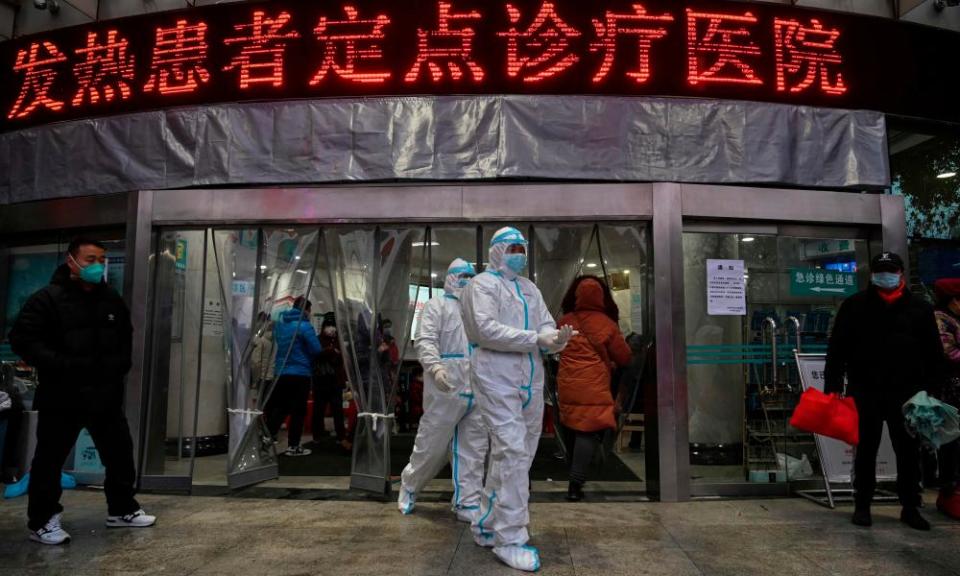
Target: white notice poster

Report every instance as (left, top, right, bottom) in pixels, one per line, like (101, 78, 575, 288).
(707, 259, 746, 316)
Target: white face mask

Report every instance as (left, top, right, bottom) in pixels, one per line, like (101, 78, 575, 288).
(323, 326, 336, 336)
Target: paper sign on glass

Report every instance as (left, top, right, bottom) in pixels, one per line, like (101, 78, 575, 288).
(707, 258, 746, 316)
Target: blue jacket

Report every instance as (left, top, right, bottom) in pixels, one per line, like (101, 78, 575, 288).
(273, 310, 322, 377)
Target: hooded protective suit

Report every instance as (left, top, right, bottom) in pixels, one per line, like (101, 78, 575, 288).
(461, 227, 567, 571)
(398, 258, 488, 522)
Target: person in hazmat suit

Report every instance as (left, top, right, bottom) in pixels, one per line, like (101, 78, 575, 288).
(398, 258, 488, 522)
(461, 227, 575, 572)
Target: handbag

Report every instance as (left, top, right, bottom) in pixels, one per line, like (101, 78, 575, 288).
(789, 387, 860, 446)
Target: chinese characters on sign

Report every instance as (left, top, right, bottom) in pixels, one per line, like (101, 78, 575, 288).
(789, 268, 858, 297)
(2, 0, 853, 128)
(143, 19, 211, 95)
(707, 259, 746, 316)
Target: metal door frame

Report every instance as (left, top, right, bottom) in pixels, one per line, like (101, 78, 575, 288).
(0, 183, 906, 501)
(654, 183, 904, 500)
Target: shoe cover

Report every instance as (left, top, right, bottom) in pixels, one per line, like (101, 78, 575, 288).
(60, 472, 77, 490)
(472, 529, 494, 548)
(493, 545, 541, 572)
(397, 488, 415, 515)
(4, 472, 29, 499)
(456, 507, 479, 524)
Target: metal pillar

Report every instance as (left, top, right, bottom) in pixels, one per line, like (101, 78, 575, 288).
(651, 183, 690, 502)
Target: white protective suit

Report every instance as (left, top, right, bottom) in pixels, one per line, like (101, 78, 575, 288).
(398, 258, 488, 522)
(461, 227, 569, 572)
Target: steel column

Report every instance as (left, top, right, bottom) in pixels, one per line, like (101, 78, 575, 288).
(124, 190, 155, 474)
(651, 183, 690, 502)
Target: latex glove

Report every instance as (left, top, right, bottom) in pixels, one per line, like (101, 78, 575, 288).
(431, 366, 454, 393)
(537, 330, 560, 351)
(555, 325, 576, 350)
(538, 326, 578, 354)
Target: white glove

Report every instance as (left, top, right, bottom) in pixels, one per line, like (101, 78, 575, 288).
(537, 329, 560, 351)
(555, 325, 575, 350)
(537, 325, 578, 354)
(431, 365, 454, 393)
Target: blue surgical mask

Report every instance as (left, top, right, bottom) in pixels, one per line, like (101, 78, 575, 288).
(70, 254, 105, 284)
(457, 278, 470, 288)
(504, 253, 527, 274)
(871, 272, 901, 290)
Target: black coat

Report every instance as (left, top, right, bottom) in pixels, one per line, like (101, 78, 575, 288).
(824, 285, 942, 405)
(8, 264, 132, 405)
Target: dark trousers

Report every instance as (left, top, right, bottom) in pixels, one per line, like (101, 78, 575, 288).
(941, 440, 959, 492)
(567, 430, 603, 484)
(28, 396, 139, 530)
(266, 375, 311, 448)
(854, 398, 922, 508)
(312, 379, 345, 442)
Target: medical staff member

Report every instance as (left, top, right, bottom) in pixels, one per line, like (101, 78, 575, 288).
(398, 258, 487, 522)
(461, 227, 574, 572)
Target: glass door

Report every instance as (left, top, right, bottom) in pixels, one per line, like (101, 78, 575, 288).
(683, 229, 871, 490)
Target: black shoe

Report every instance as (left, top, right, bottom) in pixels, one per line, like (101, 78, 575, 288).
(851, 507, 872, 527)
(566, 481, 584, 502)
(900, 507, 931, 531)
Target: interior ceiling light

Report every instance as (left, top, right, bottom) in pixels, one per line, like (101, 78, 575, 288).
(937, 171, 957, 179)
(741, 236, 756, 242)
(586, 262, 598, 268)
(412, 242, 440, 247)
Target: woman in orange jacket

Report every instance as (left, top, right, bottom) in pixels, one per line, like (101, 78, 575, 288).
(557, 276, 632, 501)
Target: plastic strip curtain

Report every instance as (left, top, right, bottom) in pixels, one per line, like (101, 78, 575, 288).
(533, 224, 597, 462)
(324, 226, 426, 492)
(215, 228, 321, 481)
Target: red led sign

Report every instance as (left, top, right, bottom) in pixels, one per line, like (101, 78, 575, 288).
(1, 0, 958, 131)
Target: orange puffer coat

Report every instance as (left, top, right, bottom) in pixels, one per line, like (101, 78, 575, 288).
(557, 279, 632, 433)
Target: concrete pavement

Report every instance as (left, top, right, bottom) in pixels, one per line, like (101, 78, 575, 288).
(0, 489, 959, 575)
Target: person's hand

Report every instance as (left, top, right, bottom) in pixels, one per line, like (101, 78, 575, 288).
(537, 330, 560, 351)
(538, 326, 578, 353)
(555, 325, 576, 350)
(431, 366, 454, 393)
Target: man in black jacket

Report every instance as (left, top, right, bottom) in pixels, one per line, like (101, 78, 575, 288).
(9, 237, 156, 545)
(824, 251, 941, 530)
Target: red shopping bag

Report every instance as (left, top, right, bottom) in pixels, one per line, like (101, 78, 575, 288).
(789, 388, 859, 446)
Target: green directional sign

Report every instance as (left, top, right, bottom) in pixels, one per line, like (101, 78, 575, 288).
(789, 268, 858, 297)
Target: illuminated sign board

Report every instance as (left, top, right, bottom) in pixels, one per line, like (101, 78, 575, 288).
(1, 0, 959, 132)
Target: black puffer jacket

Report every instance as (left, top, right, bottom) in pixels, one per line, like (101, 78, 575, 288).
(8, 264, 132, 403)
(824, 285, 942, 405)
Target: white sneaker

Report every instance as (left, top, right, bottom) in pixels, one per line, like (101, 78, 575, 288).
(493, 545, 541, 572)
(398, 488, 415, 515)
(283, 446, 312, 457)
(106, 509, 157, 528)
(29, 513, 71, 545)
